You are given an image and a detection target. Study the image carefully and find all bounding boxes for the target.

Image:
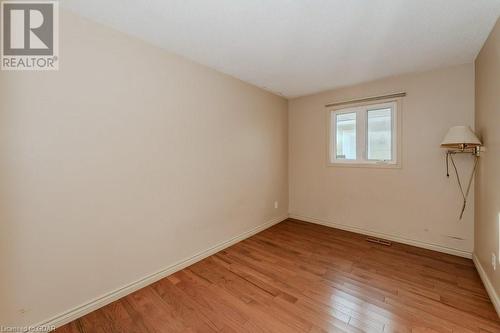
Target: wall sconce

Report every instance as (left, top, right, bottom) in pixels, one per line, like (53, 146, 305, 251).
(441, 126, 482, 220)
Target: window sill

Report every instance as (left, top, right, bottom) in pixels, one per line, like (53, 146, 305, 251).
(327, 162, 401, 169)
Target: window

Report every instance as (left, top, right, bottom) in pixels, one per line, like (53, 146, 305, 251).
(367, 108, 392, 161)
(328, 100, 400, 167)
(336, 112, 356, 160)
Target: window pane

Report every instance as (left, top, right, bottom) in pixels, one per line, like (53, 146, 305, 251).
(336, 112, 356, 160)
(367, 108, 392, 160)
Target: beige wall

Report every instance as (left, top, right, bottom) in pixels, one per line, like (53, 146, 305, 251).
(0, 11, 288, 326)
(475, 18, 500, 300)
(289, 64, 475, 256)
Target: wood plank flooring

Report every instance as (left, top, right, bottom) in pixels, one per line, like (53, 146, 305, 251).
(55, 219, 500, 333)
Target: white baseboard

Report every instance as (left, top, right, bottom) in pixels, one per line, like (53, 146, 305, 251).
(472, 253, 500, 317)
(34, 215, 288, 330)
(289, 213, 472, 259)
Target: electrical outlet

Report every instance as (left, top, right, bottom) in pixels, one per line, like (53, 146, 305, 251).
(492, 253, 497, 271)
(274, 201, 278, 209)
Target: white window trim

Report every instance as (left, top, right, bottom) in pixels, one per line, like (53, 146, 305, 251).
(326, 98, 402, 168)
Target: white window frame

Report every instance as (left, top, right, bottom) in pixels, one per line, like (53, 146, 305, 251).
(327, 98, 401, 168)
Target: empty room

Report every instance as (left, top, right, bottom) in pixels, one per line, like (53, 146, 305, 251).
(1, 0, 500, 332)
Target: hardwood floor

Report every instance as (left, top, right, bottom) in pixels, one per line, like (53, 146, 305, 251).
(55, 219, 500, 333)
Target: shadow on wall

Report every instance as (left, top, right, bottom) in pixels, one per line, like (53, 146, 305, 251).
(0, 72, 16, 323)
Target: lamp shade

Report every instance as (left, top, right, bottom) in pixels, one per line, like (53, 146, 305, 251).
(441, 126, 481, 148)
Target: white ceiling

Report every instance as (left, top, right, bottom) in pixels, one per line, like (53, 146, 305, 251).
(63, 0, 500, 98)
